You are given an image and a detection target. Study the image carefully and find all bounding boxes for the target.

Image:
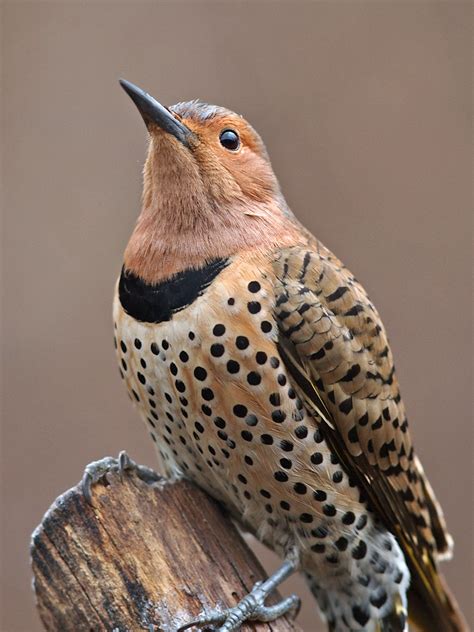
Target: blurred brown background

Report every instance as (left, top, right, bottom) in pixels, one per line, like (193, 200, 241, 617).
(1, 2, 472, 631)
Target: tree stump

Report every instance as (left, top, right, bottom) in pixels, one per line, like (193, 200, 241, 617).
(31, 457, 303, 632)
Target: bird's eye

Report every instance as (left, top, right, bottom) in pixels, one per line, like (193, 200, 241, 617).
(219, 129, 240, 151)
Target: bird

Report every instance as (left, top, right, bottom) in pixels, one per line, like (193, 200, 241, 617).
(112, 79, 466, 632)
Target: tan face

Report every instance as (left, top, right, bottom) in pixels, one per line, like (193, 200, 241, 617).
(121, 88, 300, 283)
(156, 104, 280, 207)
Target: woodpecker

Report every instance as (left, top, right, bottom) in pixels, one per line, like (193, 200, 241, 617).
(112, 79, 466, 632)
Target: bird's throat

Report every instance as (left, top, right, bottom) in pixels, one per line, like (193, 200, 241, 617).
(123, 198, 303, 285)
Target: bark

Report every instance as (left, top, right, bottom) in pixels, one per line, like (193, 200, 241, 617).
(31, 460, 302, 632)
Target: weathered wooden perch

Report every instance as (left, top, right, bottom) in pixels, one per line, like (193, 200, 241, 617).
(31, 459, 302, 632)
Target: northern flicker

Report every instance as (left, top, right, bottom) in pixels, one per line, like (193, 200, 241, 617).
(111, 80, 466, 632)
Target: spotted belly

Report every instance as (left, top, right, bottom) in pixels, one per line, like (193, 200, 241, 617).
(113, 257, 409, 630)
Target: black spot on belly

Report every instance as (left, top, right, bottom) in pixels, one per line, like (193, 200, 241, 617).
(119, 258, 229, 323)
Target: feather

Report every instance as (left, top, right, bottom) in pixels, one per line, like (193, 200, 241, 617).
(273, 244, 467, 632)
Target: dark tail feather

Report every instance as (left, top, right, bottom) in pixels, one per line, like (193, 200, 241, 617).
(378, 599, 408, 631)
(407, 566, 468, 632)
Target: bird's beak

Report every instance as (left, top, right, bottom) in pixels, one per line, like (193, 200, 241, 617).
(119, 79, 195, 148)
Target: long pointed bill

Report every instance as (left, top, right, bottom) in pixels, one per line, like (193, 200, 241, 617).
(119, 79, 195, 148)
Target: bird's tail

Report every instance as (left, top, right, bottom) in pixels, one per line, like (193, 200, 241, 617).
(406, 563, 468, 632)
(393, 525, 468, 632)
(401, 458, 468, 631)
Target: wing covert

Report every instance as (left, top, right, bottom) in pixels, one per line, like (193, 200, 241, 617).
(273, 244, 451, 557)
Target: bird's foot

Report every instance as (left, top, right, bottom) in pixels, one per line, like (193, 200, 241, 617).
(81, 450, 161, 504)
(177, 559, 300, 632)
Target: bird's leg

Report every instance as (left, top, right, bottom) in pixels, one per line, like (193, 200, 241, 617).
(177, 553, 300, 632)
(81, 450, 161, 504)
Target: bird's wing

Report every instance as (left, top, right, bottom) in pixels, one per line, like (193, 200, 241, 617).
(272, 244, 464, 630)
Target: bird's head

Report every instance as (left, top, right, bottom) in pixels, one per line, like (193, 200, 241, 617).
(120, 80, 300, 282)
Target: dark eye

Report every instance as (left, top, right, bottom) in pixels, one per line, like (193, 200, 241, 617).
(219, 129, 240, 151)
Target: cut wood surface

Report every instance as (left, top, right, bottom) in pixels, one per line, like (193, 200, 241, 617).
(31, 459, 303, 632)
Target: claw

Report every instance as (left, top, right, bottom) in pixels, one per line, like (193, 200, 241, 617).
(118, 450, 162, 484)
(81, 456, 119, 505)
(177, 610, 227, 631)
(80, 452, 161, 505)
(118, 450, 132, 472)
(176, 557, 299, 632)
(250, 594, 300, 622)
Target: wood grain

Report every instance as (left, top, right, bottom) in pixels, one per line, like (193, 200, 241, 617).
(31, 462, 302, 632)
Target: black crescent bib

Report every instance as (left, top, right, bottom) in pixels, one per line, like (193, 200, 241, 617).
(119, 258, 229, 324)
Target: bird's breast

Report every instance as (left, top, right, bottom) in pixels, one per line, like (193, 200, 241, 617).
(113, 253, 289, 497)
(113, 253, 367, 559)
